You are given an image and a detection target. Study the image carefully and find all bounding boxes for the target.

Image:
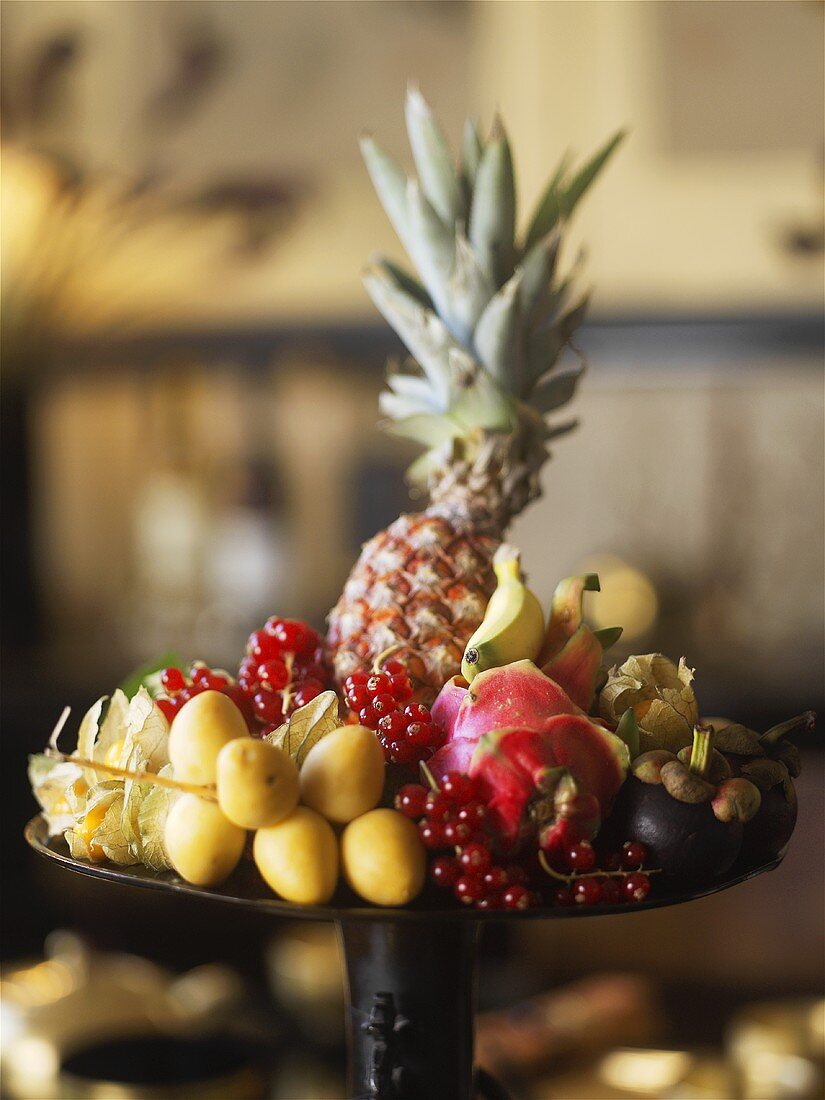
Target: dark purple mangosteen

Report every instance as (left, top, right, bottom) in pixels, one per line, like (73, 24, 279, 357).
(607, 725, 761, 884)
(715, 712, 814, 861)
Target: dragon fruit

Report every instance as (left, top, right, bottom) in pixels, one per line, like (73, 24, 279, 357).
(469, 717, 629, 851)
(428, 660, 582, 782)
(539, 573, 622, 711)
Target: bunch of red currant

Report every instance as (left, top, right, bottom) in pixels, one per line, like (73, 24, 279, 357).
(155, 663, 251, 726)
(155, 618, 332, 732)
(237, 618, 331, 726)
(344, 660, 444, 764)
(395, 773, 539, 911)
(541, 839, 653, 907)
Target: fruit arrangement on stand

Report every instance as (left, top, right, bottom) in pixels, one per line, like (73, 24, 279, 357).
(27, 90, 814, 916)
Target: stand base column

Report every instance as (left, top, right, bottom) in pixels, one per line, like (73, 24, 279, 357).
(336, 918, 480, 1100)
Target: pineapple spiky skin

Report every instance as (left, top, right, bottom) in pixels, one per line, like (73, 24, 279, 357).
(328, 511, 499, 700)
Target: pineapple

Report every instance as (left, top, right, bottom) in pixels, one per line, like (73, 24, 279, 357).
(327, 87, 623, 699)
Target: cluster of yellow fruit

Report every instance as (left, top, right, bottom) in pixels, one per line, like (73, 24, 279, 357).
(164, 691, 425, 908)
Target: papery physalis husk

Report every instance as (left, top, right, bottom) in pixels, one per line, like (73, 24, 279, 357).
(599, 653, 698, 755)
(265, 690, 340, 766)
(32, 686, 173, 869)
(28, 755, 83, 836)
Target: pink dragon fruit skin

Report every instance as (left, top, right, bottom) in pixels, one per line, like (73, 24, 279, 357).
(468, 717, 629, 851)
(428, 660, 583, 783)
(430, 676, 467, 738)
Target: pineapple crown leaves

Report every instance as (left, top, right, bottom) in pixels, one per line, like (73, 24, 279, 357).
(362, 85, 625, 483)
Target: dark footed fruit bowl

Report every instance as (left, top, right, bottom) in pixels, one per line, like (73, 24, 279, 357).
(26, 814, 781, 922)
(26, 815, 784, 1100)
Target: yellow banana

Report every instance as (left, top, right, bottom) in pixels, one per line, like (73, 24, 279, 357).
(461, 545, 545, 682)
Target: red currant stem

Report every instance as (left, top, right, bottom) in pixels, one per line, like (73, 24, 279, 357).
(44, 748, 217, 800)
(419, 760, 440, 793)
(280, 653, 297, 716)
(761, 711, 816, 747)
(537, 850, 661, 884)
(689, 723, 714, 780)
(371, 644, 404, 673)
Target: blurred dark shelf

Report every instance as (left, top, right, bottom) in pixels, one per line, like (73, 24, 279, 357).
(37, 311, 825, 378)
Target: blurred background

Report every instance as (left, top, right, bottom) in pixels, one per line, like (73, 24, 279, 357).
(1, 1, 823, 1098)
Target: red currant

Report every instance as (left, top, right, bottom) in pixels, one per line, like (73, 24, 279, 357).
(600, 878, 623, 905)
(389, 674, 413, 702)
(455, 876, 484, 905)
(157, 697, 177, 722)
(247, 630, 280, 661)
(430, 857, 459, 887)
(359, 707, 380, 730)
(391, 741, 419, 765)
(367, 673, 392, 696)
(442, 820, 472, 846)
(504, 865, 528, 886)
(419, 821, 444, 849)
(253, 691, 283, 723)
(601, 851, 622, 872)
(395, 784, 428, 818)
(458, 843, 491, 875)
(424, 791, 451, 823)
(382, 658, 406, 675)
(441, 772, 477, 805)
(257, 659, 289, 690)
(573, 879, 603, 906)
(483, 867, 508, 891)
(476, 894, 504, 911)
(347, 684, 371, 710)
(457, 802, 486, 828)
(160, 667, 185, 694)
(553, 885, 574, 906)
(502, 885, 531, 910)
(405, 703, 430, 722)
(623, 873, 651, 903)
(405, 721, 433, 747)
(370, 693, 396, 717)
(294, 684, 322, 708)
(274, 620, 311, 655)
(379, 711, 407, 737)
(621, 842, 649, 871)
(566, 841, 597, 873)
(296, 662, 328, 684)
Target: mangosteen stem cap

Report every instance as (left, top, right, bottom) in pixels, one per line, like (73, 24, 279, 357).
(689, 723, 715, 781)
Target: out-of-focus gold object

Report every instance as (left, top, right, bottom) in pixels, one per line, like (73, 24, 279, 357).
(728, 999, 825, 1099)
(476, 974, 661, 1080)
(537, 1049, 734, 1099)
(266, 923, 344, 1044)
(0, 931, 247, 1100)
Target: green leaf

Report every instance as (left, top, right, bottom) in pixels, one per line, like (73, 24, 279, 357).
(461, 117, 483, 191)
(406, 180, 456, 320)
(360, 135, 411, 251)
(469, 119, 516, 286)
(363, 265, 457, 408)
(447, 348, 516, 435)
(531, 364, 585, 414)
(383, 413, 461, 449)
(376, 258, 432, 309)
(520, 228, 562, 323)
(615, 708, 641, 761)
(445, 230, 495, 343)
(266, 690, 341, 767)
(119, 651, 182, 702)
(473, 270, 523, 390)
(561, 128, 626, 221)
(524, 150, 572, 249)
(525, 131, 624, 250)
(405, 85, 463, 225)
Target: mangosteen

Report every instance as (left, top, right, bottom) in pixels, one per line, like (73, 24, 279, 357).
(715, 712, 814, 861)
(607, 725, 761, 884)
